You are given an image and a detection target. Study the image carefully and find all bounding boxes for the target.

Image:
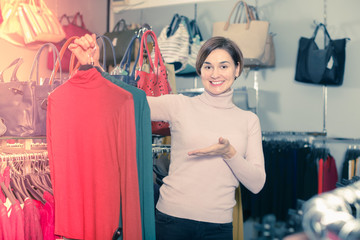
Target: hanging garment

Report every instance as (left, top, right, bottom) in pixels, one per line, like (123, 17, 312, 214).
(9, 200, 25, 239)
(47, 68, 142, 240)
(322, 154, 338, 193)
(102, 72, 155, 240)
(0, 202, 12, 239)
(23, 198, 43, 240)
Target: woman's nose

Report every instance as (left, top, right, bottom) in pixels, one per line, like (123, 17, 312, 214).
(211, 68, 220, 78)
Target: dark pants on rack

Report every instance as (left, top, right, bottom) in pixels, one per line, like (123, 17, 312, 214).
(155, 209, 232, 240)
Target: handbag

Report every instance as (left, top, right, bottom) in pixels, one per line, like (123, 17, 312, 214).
(47, 12, 92, 72)
(111, 34, 141, 87)
(247, 5, 275, 68)
(212, 0, 269, 66)
(156, 14, 199, 74)
(295, 23, 349, 86)
(135, 30, 172, 136)
(31, 43, 63, 136)
(17, 0, 65, 45)
(177, 18, 205, 75)
(0, 58, 34, 136)
(100, 19, 138, 67)
(0, 0, 24, 46)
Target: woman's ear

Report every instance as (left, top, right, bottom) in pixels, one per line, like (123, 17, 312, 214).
(235, 61, 241, 78)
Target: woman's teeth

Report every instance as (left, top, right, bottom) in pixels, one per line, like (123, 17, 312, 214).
(211, 81, 223, 85)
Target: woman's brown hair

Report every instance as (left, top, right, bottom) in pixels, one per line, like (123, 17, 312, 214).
(195, 36, 244, 77)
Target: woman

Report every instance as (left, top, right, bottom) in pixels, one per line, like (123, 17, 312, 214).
(70, 34, 266, 240)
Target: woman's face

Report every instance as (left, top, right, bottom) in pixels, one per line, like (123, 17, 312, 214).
(200, 48, 240, 95)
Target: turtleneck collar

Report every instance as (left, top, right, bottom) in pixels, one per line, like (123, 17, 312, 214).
(68, 68, 104, 88)
(198, 89, 235, 109)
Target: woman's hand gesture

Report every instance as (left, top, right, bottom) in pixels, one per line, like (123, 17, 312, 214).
(188, 137, 237, 159)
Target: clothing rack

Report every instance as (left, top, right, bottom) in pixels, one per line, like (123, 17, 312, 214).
(262, 131, 360, 145)
(262, 131, 327, 137)
(152, 144, 171, 153)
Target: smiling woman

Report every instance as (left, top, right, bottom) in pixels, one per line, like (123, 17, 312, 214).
(68, 34, 266, 240)
(196, 36, 243, 96)
(146, 36, 265, 240)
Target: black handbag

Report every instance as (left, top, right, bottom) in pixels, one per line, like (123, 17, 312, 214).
(295, 23, 349, 86)
(0, 58, 34, 136)
(100, 19, 138, 67)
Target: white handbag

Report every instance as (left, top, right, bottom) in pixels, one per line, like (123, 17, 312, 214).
(212, 0, 269, 67)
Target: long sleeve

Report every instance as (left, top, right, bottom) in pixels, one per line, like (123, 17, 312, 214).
(146, 90, 266, 223)
(119, 96, 143, 240)
(47, 69, 142, 240)
(102, 72, 155, 240)
(223, 115, 266, 194)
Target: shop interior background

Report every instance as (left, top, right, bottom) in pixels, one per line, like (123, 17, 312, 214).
(0, 0, 359, 238)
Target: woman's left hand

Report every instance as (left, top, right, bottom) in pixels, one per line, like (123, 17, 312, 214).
(68, 33, 100, 66)
(188, 137, 237, 159)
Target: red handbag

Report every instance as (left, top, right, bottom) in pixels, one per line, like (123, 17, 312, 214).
(136, 30, 172, 136)
(47, 12, 92, 72)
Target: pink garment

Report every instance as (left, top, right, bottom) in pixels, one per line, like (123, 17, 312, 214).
(148, 89, 266, 223)
(40, 192, 55, 240)
(9, 200, 25, 240)
(0, 175, 5, 203)
(33, 192, 59, 240)
(47, 69, 141, 239)
(23, 198, 43, 240)
(0, 202, 12, 240)
(3, 167, 10, 188)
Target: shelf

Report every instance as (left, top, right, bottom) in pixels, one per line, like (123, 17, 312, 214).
(0, 136, 46, 140)
(111, 0, 223, 13)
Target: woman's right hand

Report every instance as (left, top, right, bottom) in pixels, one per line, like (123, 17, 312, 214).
(68, 33, 101, 67)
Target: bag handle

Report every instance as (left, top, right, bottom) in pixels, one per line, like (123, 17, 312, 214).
(97, 34, 117, 69)
(180, 15, 194, 44)
(147, 31, 165, 73)
(137, 30, 164, 77)
(119, 34, 141, 76)
(247, 5, 259, 21)
(126, 25, 152, 76)
(29, 43, 62, 86)
(113, 19, 128, 32)
(312, 23, 332, 41)
(166, 14, 181, 37)
(59, 14, 71, 25)
(190, 19, 203, 41)
(144, 30, 166, 82)
(72, 12, 87, 29)
(50, 36, 79, 84)
(138, 30, 153, 72)
(0, 58, 24, 83)
(224, 0, 250, 30)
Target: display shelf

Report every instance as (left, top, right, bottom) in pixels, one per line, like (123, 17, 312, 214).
(111, 0, 223, 13)
(0, 137, 47, 153)
(0, 136, 46, 140)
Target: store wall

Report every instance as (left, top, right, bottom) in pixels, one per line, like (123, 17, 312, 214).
(1, 0, 359, 183)
(112, 0, 360, 176)
(113, 0, 360, 137)
(0, 0, 108, 82)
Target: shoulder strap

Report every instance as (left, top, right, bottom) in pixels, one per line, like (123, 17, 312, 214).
(0, 58, 23, 83)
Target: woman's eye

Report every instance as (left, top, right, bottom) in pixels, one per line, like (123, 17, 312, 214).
(204, 66, 211, 70)
(221, 65, 228, 69)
